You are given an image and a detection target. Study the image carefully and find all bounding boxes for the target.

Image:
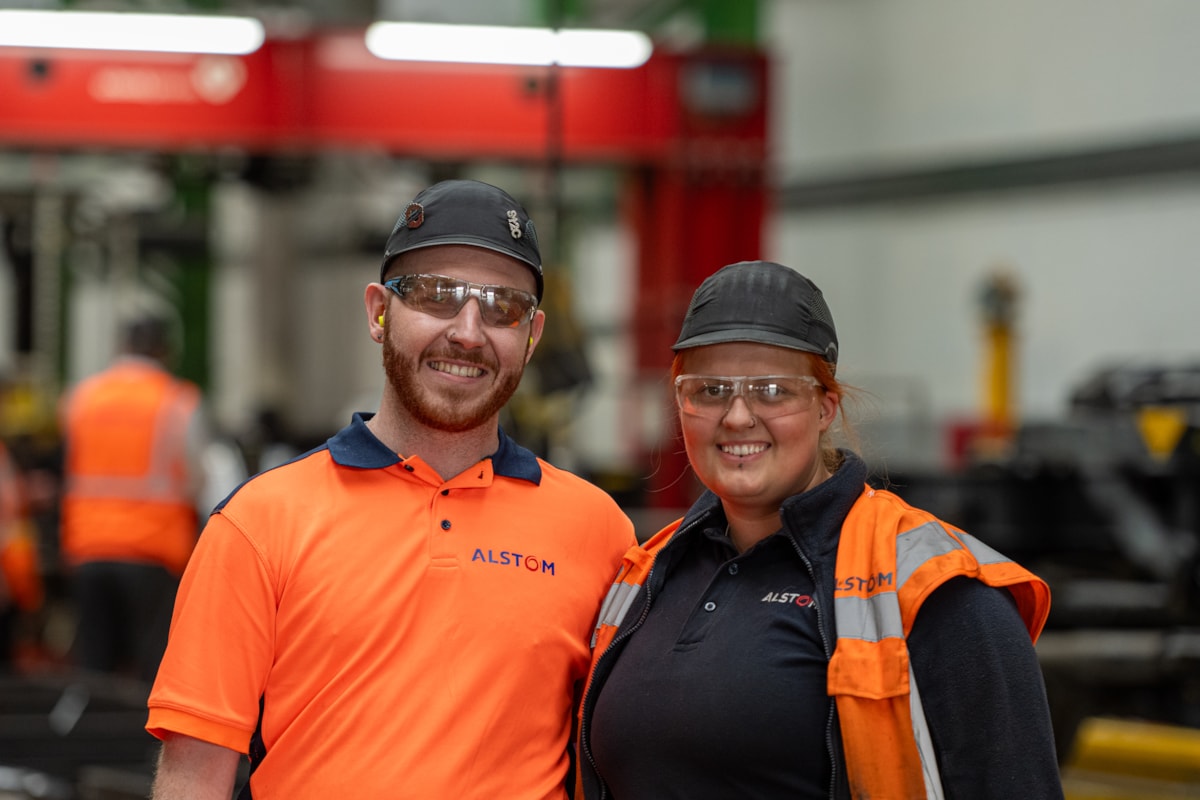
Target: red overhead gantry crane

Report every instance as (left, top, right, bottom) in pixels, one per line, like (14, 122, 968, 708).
(0, 28, 769, 507)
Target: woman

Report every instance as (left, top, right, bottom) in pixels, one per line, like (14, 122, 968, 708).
(577, 261, 1062, 799)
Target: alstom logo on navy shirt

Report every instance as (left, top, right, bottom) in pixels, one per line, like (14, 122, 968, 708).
(471, 548, 556, 575)
(761, 591, 814, 607)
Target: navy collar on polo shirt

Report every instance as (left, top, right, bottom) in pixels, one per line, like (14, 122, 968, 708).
(328, 412, 542, 485)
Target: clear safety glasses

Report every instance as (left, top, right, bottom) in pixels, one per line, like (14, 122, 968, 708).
(383, 273, 538, 329)
(674, 374, 824, 420)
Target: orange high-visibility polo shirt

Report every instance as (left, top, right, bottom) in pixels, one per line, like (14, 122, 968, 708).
(147, 414, 635, 799)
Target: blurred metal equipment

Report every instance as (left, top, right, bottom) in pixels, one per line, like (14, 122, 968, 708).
(0, 673, 156, 800)
(888, 361, 1200, 760)
(0, 766, 72, 800)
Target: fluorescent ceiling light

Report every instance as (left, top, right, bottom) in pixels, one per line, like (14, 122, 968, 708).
(0, 10, 266, 55)
(365, 22, 652, 68)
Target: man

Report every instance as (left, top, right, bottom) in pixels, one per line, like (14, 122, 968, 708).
(60, 314, 207, 682)
(146, 179, 636, 799)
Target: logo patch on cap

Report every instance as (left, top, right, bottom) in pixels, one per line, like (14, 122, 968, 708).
(404, 202, 425, 229)
(506, 210, 522, 239)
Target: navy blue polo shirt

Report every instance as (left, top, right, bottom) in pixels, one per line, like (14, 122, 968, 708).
(590, 523, 831, 799)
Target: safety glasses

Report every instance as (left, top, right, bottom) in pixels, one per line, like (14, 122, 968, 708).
(675, 374, 823, 420)
(383, 274, 538, 329)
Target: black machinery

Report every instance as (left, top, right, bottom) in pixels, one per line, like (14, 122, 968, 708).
(882, 362, 1200, 755)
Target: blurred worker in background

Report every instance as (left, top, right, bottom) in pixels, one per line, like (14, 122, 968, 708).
(146, 179, 636, 799)
(59, 314, 209, 683)
(577, 260, 1063, 799)
(0, 437, 44, 668)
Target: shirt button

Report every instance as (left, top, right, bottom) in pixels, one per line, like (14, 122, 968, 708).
(441, 489, 449, 496)
(703, 601, 717, 612)
(403, 464, 415, 472)
(440, 520, 452, 530)
(728, 564, 739, 575)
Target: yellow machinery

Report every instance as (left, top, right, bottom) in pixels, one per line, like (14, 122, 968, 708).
(1062, 716, 1200, 799)
(980, 269, 1020, 437)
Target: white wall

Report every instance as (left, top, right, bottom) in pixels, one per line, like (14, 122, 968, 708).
(770, 0, 1200, 172)
(773, 178, 1200, 422)
(765, 0, 1200, 432)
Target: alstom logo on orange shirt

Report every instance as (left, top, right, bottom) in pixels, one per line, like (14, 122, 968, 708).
(471, 548, 556, 575)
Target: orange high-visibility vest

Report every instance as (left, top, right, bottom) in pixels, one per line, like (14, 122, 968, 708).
(828, 486, 1049, 799)
(61, 359, 201, 575)
(0, 441, 43, 612)
(583, 485, 1050, 800)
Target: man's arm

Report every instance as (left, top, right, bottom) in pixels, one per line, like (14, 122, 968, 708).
(151, 733, 242, 800)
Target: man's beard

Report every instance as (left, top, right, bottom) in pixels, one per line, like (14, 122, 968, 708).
(382, 334, 524, 433)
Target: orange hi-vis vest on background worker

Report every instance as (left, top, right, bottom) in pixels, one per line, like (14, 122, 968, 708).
(0, 441, 43, 613)
(584, 484, 1051, 800)
(61, 358, 201, 576)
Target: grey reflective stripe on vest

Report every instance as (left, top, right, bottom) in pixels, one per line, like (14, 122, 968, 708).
(834, 519, 967, 800)
(895, 520, 963, 587)
(591, 579, 642, 648)
(957, 531, 1010, 566)
(835, 521, 964, 644)
(908, 663, 945, 800)
(66, 386, 193, 503)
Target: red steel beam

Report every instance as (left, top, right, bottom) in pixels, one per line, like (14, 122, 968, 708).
(0, 30, 765, 164)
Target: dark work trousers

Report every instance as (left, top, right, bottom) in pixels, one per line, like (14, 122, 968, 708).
(72, 560, 179, 684)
